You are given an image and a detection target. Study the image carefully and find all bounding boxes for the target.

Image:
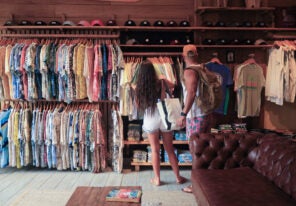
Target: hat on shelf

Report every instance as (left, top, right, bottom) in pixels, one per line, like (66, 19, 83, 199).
(49, 21, 62, 26)
(242, 21, 253, 27)
(179, 20, 190, 27)
(215, 21, 226, 27)
(255, 21, 266, 27)
(231, 38, 241, 44)
(181, 36, 193, 44)
(143, 36, 152, 44)
(140, 20, 151, 26)
(202, 38, 215, 45)
(244, 39, 253, 45)
(216, 38, 228, 45)
(170, 39, 180, 45)
(126, 38, 139, 45)
(19, 20, 32, 25)
(228, 22, 241, 27)
(77, 20, 91, 26)
(91, 19, 104, 26)
(254, 39, 267, 45)
(167, 20, 178, 27)
(63, 20, 76, 26)
(157, 38, 166, 44)
(154, 20, 165, 27)
(106, 19, 117, 26)
(125, 20, 136, 26)
(3, 20, 16, 26)
(34, 21, 47, 26)
(183, 44, 197, 57)
(203, 21, 213, 27)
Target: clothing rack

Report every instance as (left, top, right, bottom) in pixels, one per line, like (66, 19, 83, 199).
(0, 34, 120, 39)
(0, 27, 120, 39)
(272, 34, 296, 40)
(1, 99, 118, 104)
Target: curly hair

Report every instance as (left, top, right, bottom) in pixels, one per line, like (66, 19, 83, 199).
(135, 60, 160, 114)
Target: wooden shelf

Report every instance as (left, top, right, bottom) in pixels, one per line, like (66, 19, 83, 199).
(124, 140, 188, 145)
(131, 161, 192, 171)
(0, 25, 121, 30)
(2, 25, 295, 33)
(120, 44, 185, 48)
(196, 45, 273, 48)
(196, 7, 275, 13)
(193, 27, 296, 32)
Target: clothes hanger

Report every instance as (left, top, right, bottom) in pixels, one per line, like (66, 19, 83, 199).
(210, 52, 223, 65)
(243, 53, 257, 65)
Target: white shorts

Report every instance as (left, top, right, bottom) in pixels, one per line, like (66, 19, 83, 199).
(142, 107, 171, 134)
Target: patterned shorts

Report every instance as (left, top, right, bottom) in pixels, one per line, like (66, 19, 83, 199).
(186, 114, 212, 139)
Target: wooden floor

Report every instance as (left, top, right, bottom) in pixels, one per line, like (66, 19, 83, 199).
(0, 166, 195, 206)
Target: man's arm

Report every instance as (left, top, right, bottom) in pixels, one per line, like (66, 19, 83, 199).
(177, 68, 198, 127)
(182, 69, 198, 114)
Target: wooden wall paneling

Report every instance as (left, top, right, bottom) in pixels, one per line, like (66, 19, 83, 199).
(267, 0, 296, 7)
(264, 101, 296, 131)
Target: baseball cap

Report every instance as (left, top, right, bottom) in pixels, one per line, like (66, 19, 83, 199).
(19, 20, 32, 25)
(154, 20, 165, 27)
(167, 20, 178, 27)
(63, 21, 76, 26)
(183, 44, 197, 57)
(125, 20, 136, 26)
(126, 38, 139, 45)
(49, 21, 62, 26)
(179, 20, 190, 27)
(91, 19, 104, 26)
(78, 20, 91, 26)
(254, 39, 267, 45)
(140, 20, 151, 26)
(106, 19, 117, 26)
(34, 21, 47, 26)
(3, 20, 15, 26)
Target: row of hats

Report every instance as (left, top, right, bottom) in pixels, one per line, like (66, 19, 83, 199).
(125, 20, 190, 27)
(126, 36, 193, 45)
(203, 21, 267, 27)
(203, 38, 267, 45)
(3, 19, 116, 26)
(4, 19, 190, 27)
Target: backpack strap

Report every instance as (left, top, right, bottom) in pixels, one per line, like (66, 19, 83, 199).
(160, 79, 173, 99)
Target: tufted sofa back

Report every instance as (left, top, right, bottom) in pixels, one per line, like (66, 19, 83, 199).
(253, 133, 296, 200)
(189, 132, 264, 170)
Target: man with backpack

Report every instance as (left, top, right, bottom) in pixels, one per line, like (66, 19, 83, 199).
(177, 44, 215, 193)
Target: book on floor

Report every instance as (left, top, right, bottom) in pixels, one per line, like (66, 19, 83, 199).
(105, 188, 142, 203)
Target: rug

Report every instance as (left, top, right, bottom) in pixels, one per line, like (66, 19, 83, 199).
(9, 189, 197, 206)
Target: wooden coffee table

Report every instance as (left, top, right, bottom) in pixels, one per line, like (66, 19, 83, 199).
(66, 186, 142, 206)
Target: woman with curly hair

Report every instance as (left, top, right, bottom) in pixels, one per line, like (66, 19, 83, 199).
(135, 60, 186, 186)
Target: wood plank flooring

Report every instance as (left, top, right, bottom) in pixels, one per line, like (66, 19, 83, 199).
(0, 167, 196, 206)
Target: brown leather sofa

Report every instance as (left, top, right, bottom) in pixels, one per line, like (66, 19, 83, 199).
(189, 132, 296, 206)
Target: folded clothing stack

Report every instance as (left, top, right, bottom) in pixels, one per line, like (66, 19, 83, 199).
(133, 150, 147, 163)
(178, 150, 192, 163)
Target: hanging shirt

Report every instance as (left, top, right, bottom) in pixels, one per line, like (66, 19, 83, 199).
(0, 108, 11, 168)
(236, 63, 265, 118)
(265, 47, 285, 105)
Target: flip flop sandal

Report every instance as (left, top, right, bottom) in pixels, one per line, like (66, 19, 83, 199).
(182, 185, 193, 193)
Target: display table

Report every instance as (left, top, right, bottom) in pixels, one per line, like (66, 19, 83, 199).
(66, 186, 142, 206)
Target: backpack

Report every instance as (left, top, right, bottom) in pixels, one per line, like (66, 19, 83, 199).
(187, 64, 223, 113)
